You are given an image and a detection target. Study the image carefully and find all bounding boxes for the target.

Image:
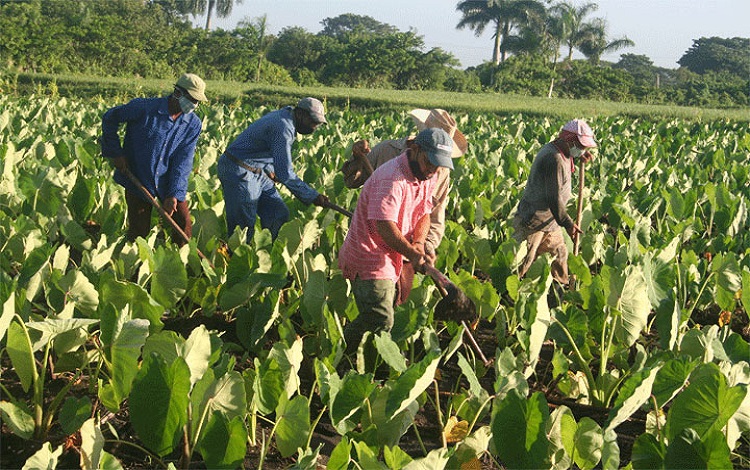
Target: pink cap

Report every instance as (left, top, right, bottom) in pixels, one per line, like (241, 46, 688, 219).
(562, 119, 597, 148)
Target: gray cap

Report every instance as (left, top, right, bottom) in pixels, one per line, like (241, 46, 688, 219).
(296, 97, 327, 124)
(414, 128, 454, 170)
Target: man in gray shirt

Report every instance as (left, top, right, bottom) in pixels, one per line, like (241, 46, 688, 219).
(513, 119, 597, 286)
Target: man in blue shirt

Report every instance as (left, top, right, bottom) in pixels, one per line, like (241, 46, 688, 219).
(217, 97, 330, 242)
(100, 73, 207, 245)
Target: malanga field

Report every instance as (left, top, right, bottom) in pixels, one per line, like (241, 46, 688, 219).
(0, 80, 749, 469)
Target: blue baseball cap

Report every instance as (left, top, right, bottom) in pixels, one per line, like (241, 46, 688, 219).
(414, 128, 454, 170)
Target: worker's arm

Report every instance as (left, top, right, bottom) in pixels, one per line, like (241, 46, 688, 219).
(376, 214, 430, 272)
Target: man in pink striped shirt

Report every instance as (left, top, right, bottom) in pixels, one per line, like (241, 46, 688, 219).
(339, 128, 455, 355)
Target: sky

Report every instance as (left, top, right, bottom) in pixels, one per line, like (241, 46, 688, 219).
(206, 0, 750, 69)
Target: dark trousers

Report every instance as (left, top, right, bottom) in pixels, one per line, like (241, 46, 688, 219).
(125, 190, 192, 246)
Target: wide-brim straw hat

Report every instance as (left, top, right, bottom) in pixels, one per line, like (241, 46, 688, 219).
(409, 109, 468, 158)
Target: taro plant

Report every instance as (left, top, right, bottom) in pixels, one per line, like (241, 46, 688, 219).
(128, 325, 248, 469)
(0, 312, 98, 440)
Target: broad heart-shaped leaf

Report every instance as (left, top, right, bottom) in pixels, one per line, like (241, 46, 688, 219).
(664, 428, 732, 470)
(373, 331, 407, 373)
(712, 252, 742, 311)
(545, 405, 576, 470)
(609, 265, 650, 348)
(665, 362, 747, 442)
(236, 292, 281, 349)
(149, 246, 187, 309)
(67, 172, 95, 222)
(572, 417, 603, 470)
(490, 390, 550, 469)
(641, 248, 675, 310)
(196, 412, 247, 470)
(274, 395, 311, 458)
(129, 353, 191, 457)
(79, 418, 104, 470)
(6, 320, 35, 392)
(384, 445, 414, 470)
(331, 373, 377, 427)
(0, 400, 35, 439)
(301, 270, 327, 327)
(361, 383, 419, 449)
(605, 364, 662, 432)
(99, 274, 164, 331)
(218, 272, 287, 311)
(385, 351, 441, 418)
(56, 269, 99, 317)
(99, 313, 149, 412)
(601, 428, 620, 470)
(191, 369, 247, 443)
(182, 325, 212, 386)
(21, 442, 63, 470)
(59, 396, 92, 436)
(327, 437, 352, 470)
(654, 290, 681, 351)
(650, 356, 696, 408)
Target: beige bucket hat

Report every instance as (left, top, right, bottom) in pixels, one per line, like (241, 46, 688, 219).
(409, 109, 468, 158)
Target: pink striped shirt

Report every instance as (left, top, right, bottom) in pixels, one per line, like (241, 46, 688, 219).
(339, 153, 435, 282)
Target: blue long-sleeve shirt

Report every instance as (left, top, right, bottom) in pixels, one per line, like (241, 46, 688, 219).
(100, 97, 202, 201)
(225, 106, 319, 203)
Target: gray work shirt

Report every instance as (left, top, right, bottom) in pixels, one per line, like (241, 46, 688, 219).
(514, 142, 574, 235)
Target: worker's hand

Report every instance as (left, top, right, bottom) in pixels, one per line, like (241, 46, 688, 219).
(162, 196, 177, 216)
(566, 223, 583, 239)
(312, 194, 330, 207)
(352, 139, 371, 158)
(424, 244, 437, 265)
(408, 242, 430, 273)
(581, 151, 594, 164)
(110, 156, 128, 171)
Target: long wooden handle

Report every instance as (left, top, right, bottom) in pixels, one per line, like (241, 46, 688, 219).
(573, 161, 585, 256)
(122, 168, 213, 267)
(323, 201, 353, 218)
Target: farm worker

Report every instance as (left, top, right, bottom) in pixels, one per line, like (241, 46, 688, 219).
(338, 128, 455, 354)
(512, 119, 597, 287)
(217, 97, 330, 242)
(341, 109, 468, 304)
(100, 73, 207, 245)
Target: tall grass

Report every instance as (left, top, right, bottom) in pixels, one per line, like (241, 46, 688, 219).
(10, 72, 750, 121)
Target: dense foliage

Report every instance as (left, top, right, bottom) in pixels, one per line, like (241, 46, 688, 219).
(0, 93, 748, 469)
(0, 0, 747, 108)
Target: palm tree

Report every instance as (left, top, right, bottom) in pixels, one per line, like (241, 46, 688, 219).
(456, 0, 546, 65)
(178, 0, 243, 31)
(577, 18, 634, 64)
(557, 1, 599, 61)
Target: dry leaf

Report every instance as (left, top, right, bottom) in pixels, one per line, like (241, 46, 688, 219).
(444, 416, 469, 444)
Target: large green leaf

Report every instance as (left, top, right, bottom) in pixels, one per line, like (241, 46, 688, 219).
(385, 351, 441, 418)
(490, 390, 550, 469)
(275, 395, 311, 458)
(664, 428, 732, 470)
(6, 320, 35, 392)
(373, 331, 407, 373)
(196, 412, 247, 470)
(99, 275, 164, 331)
(149, 246, 187, 308)
(0, 400, 35, 439)
(59, 396, 92, 436)
(665, 363, 747, 441)
(21, 442, 63, 470)
(610, 265, 650, 347)
(129, 354, 191, 457)
(331, 373, 377, 427)
(181, 325, 212, 386)
(572, 417, 603, 470)
(99, 313, 149, 411)
(362, 384, 419, 449)
(0, 289, 15, 343)
(606, 365, 662, 432)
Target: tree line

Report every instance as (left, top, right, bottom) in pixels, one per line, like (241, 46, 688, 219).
(0, 0, 747, 108)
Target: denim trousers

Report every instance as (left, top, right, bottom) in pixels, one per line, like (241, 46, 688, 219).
(217, 155, 290, 242)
